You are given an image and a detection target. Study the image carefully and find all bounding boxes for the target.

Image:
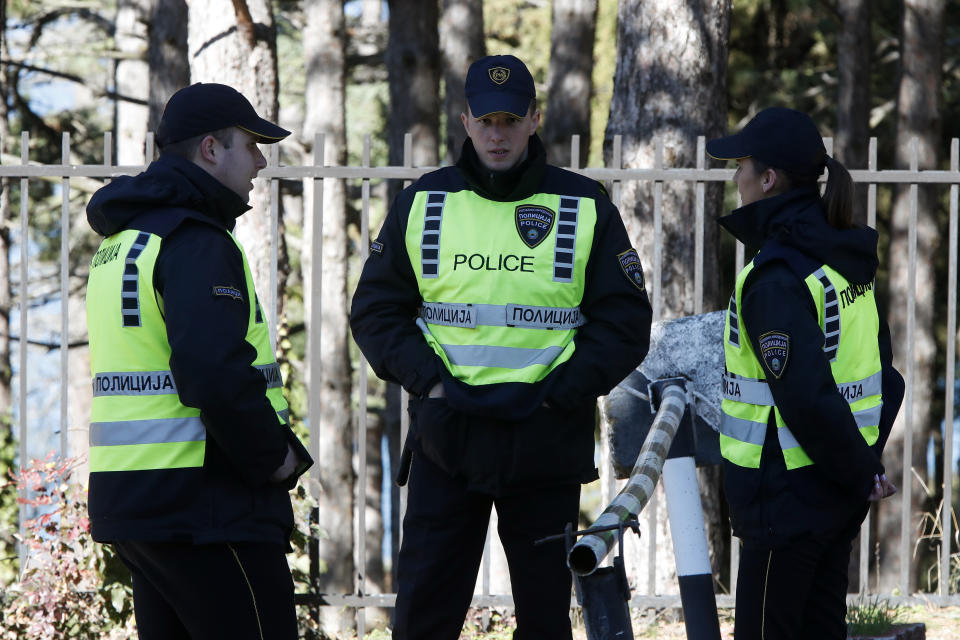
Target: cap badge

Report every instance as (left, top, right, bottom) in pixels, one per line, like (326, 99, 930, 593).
(515, 205, 555, 249)
(489, 67, 510, 85)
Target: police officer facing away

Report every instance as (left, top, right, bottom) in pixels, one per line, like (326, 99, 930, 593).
(708, 108, 904, 640)
(85, 83, 312, 640)
(350, 55, 652, 639)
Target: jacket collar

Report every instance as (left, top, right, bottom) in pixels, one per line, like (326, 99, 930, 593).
(455, 133, 546, 201)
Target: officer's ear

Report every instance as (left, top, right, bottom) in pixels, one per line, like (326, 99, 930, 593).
(196, 135, 219, 165)
(761, 168, 778, 194)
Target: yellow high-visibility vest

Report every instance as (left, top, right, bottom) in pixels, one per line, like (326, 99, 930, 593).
(720, 260, 882, 469)
(86, 228, 289, 473)
(407, 190, 596, 386)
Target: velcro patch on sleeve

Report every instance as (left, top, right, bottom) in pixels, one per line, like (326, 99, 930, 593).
(617, 248, 646, 291)
(212, 285, 244, 301)
(759, 330, 790, 379)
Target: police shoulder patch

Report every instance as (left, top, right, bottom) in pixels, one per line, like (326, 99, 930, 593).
(617, 248, 645, 291)
(515, 204, 555, 249)
(759, 330, 790, 379)
(212, 285, 244, 301)
(370, 240, 384, 254)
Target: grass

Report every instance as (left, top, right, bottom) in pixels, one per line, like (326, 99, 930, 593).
(846, 595, 905, 637)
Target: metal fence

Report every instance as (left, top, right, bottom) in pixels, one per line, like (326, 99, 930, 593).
(4, 131, 960, 628)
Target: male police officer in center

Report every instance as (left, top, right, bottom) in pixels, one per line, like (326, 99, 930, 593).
(351, 55, 652, 639)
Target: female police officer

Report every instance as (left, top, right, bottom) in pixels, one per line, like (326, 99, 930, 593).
(707, 107, 904, 639)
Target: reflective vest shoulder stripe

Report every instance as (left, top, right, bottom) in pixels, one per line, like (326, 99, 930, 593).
(420, 191, 447, 279)
(121, 231, 152, 327)
(727, 292, 740, 347)
(813, 268, 841, 361)
(553, 197, 580, 282)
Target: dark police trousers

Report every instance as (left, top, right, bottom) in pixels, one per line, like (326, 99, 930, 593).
(393, 451, 580, 640)
(113, 539, 297, 640)
(734, 532, 854, 640)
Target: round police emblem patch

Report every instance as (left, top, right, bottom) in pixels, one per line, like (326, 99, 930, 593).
(515, 204, 556, 249)
(759, 330, 790, 379)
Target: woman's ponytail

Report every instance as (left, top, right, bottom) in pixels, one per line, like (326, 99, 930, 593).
(822, 156, 854, 229)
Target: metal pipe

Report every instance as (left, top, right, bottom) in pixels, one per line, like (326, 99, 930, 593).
(568, 383, 686, 576)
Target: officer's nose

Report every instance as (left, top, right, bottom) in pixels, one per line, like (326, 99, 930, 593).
(255, 147, 267, 172)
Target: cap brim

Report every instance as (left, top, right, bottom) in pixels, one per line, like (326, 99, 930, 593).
(466, 92, 531, 119)
(705, 133, 751, 161)
(238, 118, 291, 144)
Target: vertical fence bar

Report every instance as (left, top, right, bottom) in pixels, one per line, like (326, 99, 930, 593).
(647, 138, 664, 595)
(356, 136, 371, 637)
(868, 138, 877, 229)
(695, 136, 705, 315)
(652, 139, 663, 321)
(570, 134, 580, 171)
(611, 135, 623, 210)
(942, 139, 959, 597)
(18, 131, 29, 573)
(861, 136, 879, 590)
(400, 132, 413, 547)
(269, 145, 280, 352)
(145, 131, 154, 165)
(60, 133, 70, 458)
(307, 135, 325, 622)
(901, 138, 919, 595)
(309, 134, 325, 497)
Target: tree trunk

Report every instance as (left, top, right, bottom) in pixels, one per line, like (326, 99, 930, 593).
(185, 0, 285, 320)
(147, 0, 189, 134)
(879, 0, 944, 594)
(115, 0, 151, 165)
(384, 0, 440, 597)
(543, 0, 596, 168)
(301, 0, 357, 634)
(440, 0, 484, 164)
(386, 0, 440, 170)
(836, 0, 871, 226)
(605, 0, 731, 592)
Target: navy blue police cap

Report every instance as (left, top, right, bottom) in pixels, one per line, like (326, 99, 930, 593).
(156, 83, 290, 148)
(706, 107, 827, 178)
(465, 55, 536, 118)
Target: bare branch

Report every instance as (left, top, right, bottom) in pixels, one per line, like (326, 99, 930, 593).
(1, 59, 148, 106)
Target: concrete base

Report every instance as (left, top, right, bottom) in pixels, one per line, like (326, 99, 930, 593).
(849, 622, 926, 640)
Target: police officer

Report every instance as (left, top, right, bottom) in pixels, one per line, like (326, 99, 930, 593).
(707, 107, 904, 640)
(350, 55, 651, 639)
(85, 83, 312, 640)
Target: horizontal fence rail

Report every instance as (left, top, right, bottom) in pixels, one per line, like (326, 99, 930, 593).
(4, 132, 960, 627)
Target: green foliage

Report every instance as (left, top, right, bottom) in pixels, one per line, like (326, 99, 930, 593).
(0, 414, 17, 586)
(846, 594, 904, 636)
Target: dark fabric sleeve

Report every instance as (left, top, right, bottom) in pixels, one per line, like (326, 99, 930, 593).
(155, 221, 291, 487)
(875, 313, 904, 455)
(740, 262, 883, 502)
(349, 189, 443, 397)
(545, 196, 652, 410)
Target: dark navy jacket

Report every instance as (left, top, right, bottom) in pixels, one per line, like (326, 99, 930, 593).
(86, 153, 312, 545)
(350, 135, 652, 494)
(719, 187, 904, 545)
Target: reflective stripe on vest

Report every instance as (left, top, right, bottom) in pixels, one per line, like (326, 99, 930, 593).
(406, 189, 597, 386)
(720, 259, 882, 470)
(87, 228, 289, 474)
(420, 301, 585, 330)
